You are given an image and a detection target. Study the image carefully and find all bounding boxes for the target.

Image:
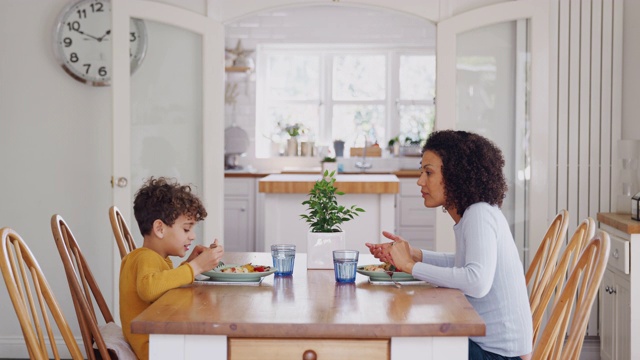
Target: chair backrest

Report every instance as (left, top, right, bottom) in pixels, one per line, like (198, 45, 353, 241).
(531, 229, 610, 360)
(109, 205, 137, 259)
(50, 215, 115, 360)
(526, 209, 569, 314)
(531, 217, 595, 342)
(0, 227, 84, 360)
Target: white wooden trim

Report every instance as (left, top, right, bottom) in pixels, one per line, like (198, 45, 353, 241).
(208, 0, 440, 23)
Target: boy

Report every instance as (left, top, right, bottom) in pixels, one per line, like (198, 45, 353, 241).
(120, 177, 224, 360)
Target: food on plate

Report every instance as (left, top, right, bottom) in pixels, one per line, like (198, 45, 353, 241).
(362, 263, 401, 272)
(220, 263, 271, 273)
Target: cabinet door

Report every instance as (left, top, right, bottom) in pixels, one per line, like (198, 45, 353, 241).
(600, 268, 615, 360)
(615, 273, 631, 360)
(224, 198, 251, 252)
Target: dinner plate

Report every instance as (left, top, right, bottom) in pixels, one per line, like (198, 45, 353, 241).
(201, 264, 276, 282)
(356, 265, 416, 281)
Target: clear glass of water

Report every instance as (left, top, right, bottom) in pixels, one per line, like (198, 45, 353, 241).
(271, 244, 296, 276)
(333, 250, 359, 283)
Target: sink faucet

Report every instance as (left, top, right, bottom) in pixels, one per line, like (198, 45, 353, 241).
(355, 139, 373, 172)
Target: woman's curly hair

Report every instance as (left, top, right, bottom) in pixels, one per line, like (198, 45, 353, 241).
(133, 177, 207, 236)
(422, 130, 507, 216)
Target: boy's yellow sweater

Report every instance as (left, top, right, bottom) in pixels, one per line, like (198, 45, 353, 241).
(119, 248, 194, 360)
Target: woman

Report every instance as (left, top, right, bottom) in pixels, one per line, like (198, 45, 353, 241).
(366, 130, 532, 360)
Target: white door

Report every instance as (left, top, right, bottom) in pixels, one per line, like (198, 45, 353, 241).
(435, 0, 549, 267)
(111, 0, 224, 314)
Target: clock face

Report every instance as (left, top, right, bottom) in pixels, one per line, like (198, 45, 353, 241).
(53, 0, 148, 86)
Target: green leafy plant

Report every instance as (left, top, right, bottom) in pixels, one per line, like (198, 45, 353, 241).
(301, 170, 365, 233)
(285, 123, 304, 137)
(320, 156, 336, 163)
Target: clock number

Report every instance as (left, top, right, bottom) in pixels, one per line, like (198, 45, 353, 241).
(90, 2, 104, 13)
(130, 32, 137, 42)
(70, 53, 79, 63)
(98, 67, 107, 77)
(76, 9, 87, 19)
(67, 21, 81, 32)
(63, 37, 72, 47)
(83, 64, 91, 74)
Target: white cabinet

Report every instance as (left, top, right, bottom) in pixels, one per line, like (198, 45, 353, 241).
(600, 266, 630, 360)
(396, 178, 435, 250)
(224, 178, 256, 251)
(598, 213, 638, 360)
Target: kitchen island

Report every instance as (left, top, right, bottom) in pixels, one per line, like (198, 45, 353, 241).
(257, 174, 399, 253)
(131, 253, 485, 360)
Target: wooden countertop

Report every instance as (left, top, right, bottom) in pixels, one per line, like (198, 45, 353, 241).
(131, 253, 485, 339)
(597, 212, 640, 234)
(258, 174, 399, 194)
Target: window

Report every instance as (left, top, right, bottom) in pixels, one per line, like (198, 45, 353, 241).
(256, 45, 435, 158)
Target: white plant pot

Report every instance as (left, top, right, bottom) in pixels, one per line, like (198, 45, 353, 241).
(307, 231, 346, 269)
(321, 162, 338, 175)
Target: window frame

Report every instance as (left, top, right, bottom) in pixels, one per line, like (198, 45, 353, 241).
(255, 44, 434, 158)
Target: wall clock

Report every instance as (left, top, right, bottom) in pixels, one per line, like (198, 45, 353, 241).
(53, 0, 148, 86)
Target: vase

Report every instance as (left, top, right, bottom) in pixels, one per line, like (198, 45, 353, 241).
(286, 138, 299, 156)
(333, 140, 345, 157)
(307, 231, 346, 269)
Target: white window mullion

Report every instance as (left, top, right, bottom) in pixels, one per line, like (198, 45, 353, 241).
(388, 51, 400, 144)
(323, 53, 334, 145)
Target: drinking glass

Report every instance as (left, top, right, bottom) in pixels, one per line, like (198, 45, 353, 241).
(333, 250, 359, 283)
(271, 244, 296, 276)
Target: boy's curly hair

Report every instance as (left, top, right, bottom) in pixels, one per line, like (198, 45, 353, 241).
(133, 177, 207, 236)
(422, 130, 508, 216)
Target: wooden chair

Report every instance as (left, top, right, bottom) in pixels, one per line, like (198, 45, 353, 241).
(51, 214, 134, 360)
(526, 209, 569, 314)
(531, 229, 610, 360)
(109, 205, 137, 259)
(531, 217, 595, 342)
(0, 227, 84, 360)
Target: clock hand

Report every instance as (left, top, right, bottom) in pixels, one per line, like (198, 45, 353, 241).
(98, 30, 111, 42)
(73, 28, 101, 41)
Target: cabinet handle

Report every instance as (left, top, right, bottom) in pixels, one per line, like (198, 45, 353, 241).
(241, 208, 246, 212)
(612, 249, 619, 259)
(302, 349, 317, 360)
(605, 286, 610, 293)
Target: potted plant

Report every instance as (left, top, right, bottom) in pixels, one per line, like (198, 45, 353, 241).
(300, 170, 365, 269)
(284, 123, 304, 156)
(320, 156, 338, 174)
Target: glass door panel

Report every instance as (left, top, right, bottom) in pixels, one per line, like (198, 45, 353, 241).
(455, 20, 528, 262)
(436, 0, 548, 268)
(129, 20, 204, 257)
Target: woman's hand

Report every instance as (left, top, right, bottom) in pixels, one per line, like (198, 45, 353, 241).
(382, 231, 416, 273)
(365, 241, 394, 263)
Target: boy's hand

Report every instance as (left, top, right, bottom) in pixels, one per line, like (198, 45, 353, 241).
(189, 239, 224, 275)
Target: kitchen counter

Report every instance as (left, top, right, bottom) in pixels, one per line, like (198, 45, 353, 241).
(257, 174, 398, 253)
(258, 174, 399, 194)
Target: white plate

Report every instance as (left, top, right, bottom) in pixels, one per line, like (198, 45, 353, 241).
(356, 264, 416, 281)
(201, 264, 276, 282)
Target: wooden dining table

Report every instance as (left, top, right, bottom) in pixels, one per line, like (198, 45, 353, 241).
(131, 252, 485, 360)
